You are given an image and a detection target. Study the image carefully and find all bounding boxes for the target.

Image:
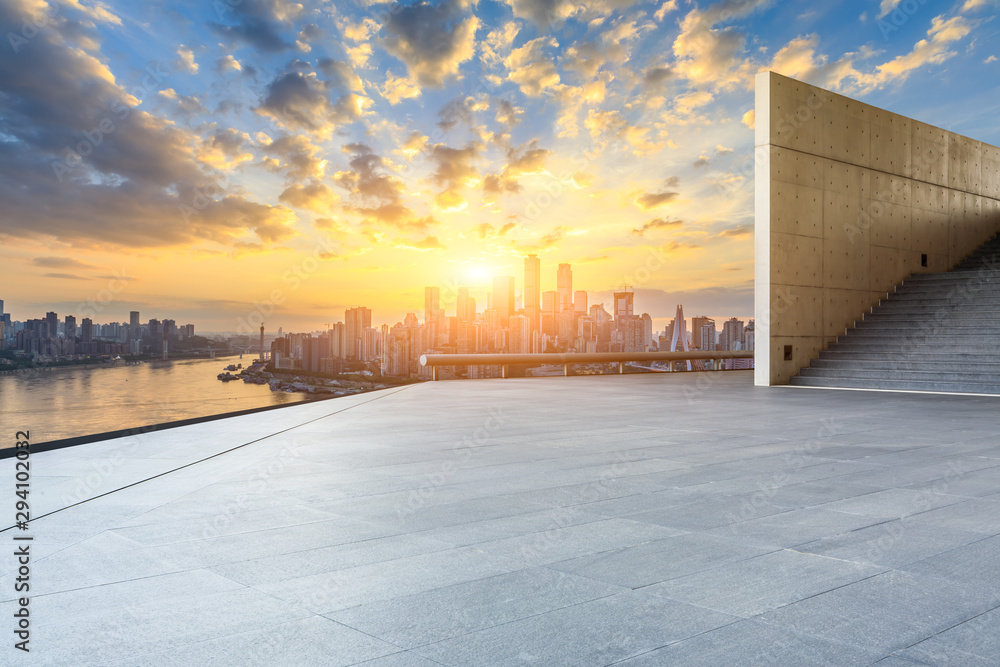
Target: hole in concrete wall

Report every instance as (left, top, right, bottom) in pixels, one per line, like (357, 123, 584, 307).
(784, 345, 793, 361)
(921, 253, 928, 267)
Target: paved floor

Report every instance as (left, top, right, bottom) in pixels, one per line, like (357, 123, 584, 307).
(3, 371, 1000, 665)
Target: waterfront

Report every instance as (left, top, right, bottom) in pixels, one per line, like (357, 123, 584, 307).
(0, 356, 318, 446)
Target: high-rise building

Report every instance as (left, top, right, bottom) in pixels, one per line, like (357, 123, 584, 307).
(129, 311, 140, 340)
(613, 291, 634, 322)
(700, 324, 716, 351)
(508, 314, 531, 354)
(492, 276, 515, 320)
(64, 315, 77, 340)
(80, 318, 93, 343)
(329, 322, 346, 358)
(360, 327, 380, 361)
(691, 316, 715, 350)
(45, 311, 58, 339)
(541, 291, 558, 336)
(574, 290, 588, 313)
(721, 317, 745, 351)
(557, 264, 572, 312)
(345, 307, 371, 359)
(524, 255, 540, 332)
(457, 287, 471, 323)
(424, 286, 439, 325)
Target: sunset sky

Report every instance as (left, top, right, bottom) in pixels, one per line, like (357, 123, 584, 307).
(1, 0, 998, 332)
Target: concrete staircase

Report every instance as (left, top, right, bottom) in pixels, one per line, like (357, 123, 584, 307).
(790, 233, 1000, 394)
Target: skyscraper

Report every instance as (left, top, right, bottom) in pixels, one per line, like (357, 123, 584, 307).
(691, 316, 715, 350)
(613, 291, 634, 322)
(81, 318, 93, 343)
(492, 276, 514, 320)
(574, 290, 588, 313)
(424, 286, 439, 326)
(524, 255, 540, 332)
(130, 311, 140, 340)
(45, 311, 58, 339)
(721, 317, 745, 351)
(557, 264, 572, 312)
(345, 306, 372, 359)
(457, 287, 471, 323)
(508, 314, 531, 354)
(64, 315, 77, 340)
(541, 290, 558, 336)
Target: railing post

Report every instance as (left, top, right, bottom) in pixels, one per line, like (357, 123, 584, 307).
(618, 361, 624, 374)
(563, 363, 569, 376)
(432, 365, 438, 381)
(502, 364, 508, 378)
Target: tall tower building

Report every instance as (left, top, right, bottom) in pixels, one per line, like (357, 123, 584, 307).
(691, 316, 715, 350)
(81, 318, 94, 343)
(424, 287, 439, 326)
(457, 287, 471, 323)
(557, 264, 572, 312)
(524, 255, 540, 332)
(130, 311, 140, 340)
(45, 311, 58, 339)
(719, 317, 743, 351)
(574, 290, 588, 313)
(613, 291, 634, 322)
(541, 290, 558, 336)
(64, 315, 77, 340)
(345, 307, 372, 359)
(492, 276, 515, 320)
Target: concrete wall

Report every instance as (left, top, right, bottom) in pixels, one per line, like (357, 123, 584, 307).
(755, 71, 1000, 386)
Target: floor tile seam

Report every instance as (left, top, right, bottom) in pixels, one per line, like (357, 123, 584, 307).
(7, 564, 248, 607)
(407, 510, 612, 546)
(197, 536, 459, 582)
(385, 586, 634, 655)
(0, 385, 417, 535)
(621, 545, 786, 591)
(344, 651, 450, 667)
(882, 600, 1000, 664)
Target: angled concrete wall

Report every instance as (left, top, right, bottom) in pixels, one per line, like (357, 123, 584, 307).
(755, 71, 1000, 386)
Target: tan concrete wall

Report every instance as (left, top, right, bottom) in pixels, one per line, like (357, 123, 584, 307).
(754, 71, 1000, 385)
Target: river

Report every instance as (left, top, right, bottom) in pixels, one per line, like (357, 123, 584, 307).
(0, 356, 318, 446)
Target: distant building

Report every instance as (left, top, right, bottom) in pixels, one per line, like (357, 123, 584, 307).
(613, 291, 633, 322)
(557, 264, 573, 312)
(345, 306, 371, 360)
(492, 276, 515, 320)
(523, 255, 540, 333)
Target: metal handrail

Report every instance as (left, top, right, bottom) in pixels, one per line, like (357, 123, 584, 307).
(419, 351, 754, 380)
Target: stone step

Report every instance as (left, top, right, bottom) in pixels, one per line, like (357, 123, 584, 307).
(854, 319, 1000, 329)
(826, 341, 995, 354)
(797, 367, 1000, 383)
(809, 358, 1000, 373)
(789, 375, 1000, 394)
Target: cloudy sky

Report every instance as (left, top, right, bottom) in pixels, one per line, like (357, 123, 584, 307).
(1, 0, 997, 332)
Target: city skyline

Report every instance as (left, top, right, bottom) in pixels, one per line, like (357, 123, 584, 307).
(2, 1, 998, 331)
